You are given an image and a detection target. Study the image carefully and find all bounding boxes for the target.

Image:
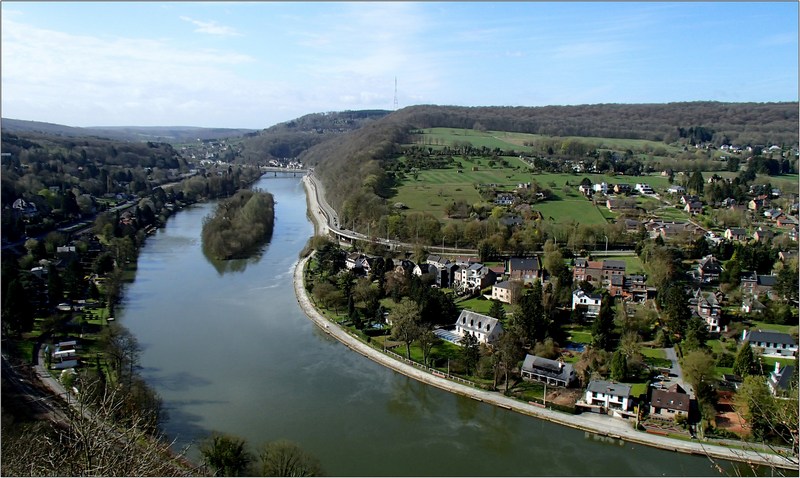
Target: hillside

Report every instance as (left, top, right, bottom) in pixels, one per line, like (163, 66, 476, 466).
(1, 118, 256, 143)
(300, 102, 799, 229)
(236, 110, 390, 163)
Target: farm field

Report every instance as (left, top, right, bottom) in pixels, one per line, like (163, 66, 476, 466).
(411, 128, 684, 156)
(530, 198, 609, 225)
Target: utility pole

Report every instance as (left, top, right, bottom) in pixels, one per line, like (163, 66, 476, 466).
(393, 77, 398, 110)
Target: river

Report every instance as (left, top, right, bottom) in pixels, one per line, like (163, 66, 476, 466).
(119, 173, 732, 476)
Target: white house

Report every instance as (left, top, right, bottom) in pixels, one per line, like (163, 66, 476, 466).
(592, 182, 609, 195)
(742, 330, 798, 357)
(768, 361, 796, 396)
(458, 262, 497, 292)
(572, 289, 602, 318)
(584, 380, 634, 413)
(521, 354, 577, 388)
(635, 183, 655, 195)
(667, 185, 686, 195)
(454, 310, 503, 345)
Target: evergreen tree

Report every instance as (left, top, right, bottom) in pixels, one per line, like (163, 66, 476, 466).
(682, 316, 709, 351)
(488, 299, 506, 322)
(661, 285, 691, 338)
(591, 293, 615, 351)
(610, 349, 628, 381)
(732, 342, 758, 377)
(688, 170, 705, 195)
(460, 332, 480, 376)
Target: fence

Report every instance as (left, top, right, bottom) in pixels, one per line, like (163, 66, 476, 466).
(383, 348, 477, 388)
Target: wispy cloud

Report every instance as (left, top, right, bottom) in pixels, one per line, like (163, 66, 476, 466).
(759, 32, 797, 47)
(179, 16, 241, 37)
(1, 16, 258, 126)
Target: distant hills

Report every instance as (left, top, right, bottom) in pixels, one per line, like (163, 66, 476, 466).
(1, 118, 256, 143)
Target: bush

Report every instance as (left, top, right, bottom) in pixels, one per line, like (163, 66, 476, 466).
(363, 328, 389, 337)
(716, 353, 734, 368)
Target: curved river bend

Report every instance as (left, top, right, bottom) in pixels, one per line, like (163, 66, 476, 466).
(120, 174, 731, 476)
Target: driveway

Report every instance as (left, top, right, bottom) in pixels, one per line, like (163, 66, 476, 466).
(663, 346, 694, 396)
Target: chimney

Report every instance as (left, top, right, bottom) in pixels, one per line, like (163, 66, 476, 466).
(775, 361, 781, 375)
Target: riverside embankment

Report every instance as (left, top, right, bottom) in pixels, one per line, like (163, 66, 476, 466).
(296, 175, 798, 471)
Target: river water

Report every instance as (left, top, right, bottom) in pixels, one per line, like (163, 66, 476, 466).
(119, 173, 729, 476)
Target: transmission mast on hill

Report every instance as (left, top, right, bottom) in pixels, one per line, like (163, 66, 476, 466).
(393, 77, 398, 110)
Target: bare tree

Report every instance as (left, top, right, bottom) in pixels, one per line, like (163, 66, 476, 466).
(1, 380, 196, 476)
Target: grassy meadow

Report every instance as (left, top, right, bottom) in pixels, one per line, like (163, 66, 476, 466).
(394, 127, 798, 226)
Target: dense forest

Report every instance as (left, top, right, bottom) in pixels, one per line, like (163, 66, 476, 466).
(237, 110, 390, 163)
(201, 189, 275, 260)
(386, 103, 799, 145)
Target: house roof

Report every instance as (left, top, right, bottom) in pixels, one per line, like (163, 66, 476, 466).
(587, 380, 631, 397)
(772, 365, 796, 391)
(698, 255, 722, 272)
(651, 385, 691, 413)
(742, 298, 766, 310)
(746, 330, 797, 346)
(727, 227, 747, 235)
(757, 275, 777, 287)
(500, 215, 524, 227)
(573, 289, 602, 302)
(493, 280, 512, 290)
(521, 354, 574, 383)
(509, 257, 540, 271)
(603, 260, 626, 270)
(427, 255, 443, 264)
(456, 310, 502, 336)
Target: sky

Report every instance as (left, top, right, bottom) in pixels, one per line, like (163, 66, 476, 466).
(2, 1, 798, 130)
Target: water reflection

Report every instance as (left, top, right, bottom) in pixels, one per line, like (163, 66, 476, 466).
(203, 251, 266, 275)
(386, 376, 440, 421)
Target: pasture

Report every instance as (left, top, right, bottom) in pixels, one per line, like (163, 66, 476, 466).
(530, 198, 609, 225)
(411, 128, 684, 156)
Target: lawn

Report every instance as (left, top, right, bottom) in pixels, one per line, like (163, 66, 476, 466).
(531, 197, 609, 225)
(744, 320, 799, 336)
(640, 347, 672, 369)
(592, 253, 645, 274)
(654, 205, 691, 222)
(564, 325, 593, 345)
(456, 296, 499, 315)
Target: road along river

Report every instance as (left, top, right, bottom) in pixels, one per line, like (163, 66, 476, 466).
(119, 173, 758, 476)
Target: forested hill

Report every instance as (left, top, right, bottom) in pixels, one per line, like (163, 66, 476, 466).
(299, 102, 799, 225)
(388, 102, 799, 145)
(1, 118, 255, 143)
(237, 109, 390, 162)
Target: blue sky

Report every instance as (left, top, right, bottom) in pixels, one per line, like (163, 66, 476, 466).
(2, 2, 797, 129)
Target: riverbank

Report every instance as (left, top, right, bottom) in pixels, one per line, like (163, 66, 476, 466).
(295, 179, 798, 471)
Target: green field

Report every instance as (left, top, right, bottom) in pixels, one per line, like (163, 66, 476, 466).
(393, 155, 634, 224)
(395, 127, 799, 225)
(412, 128, 684, 157)
(530, 198, 609, 225)
(592, 254, 645, 274)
